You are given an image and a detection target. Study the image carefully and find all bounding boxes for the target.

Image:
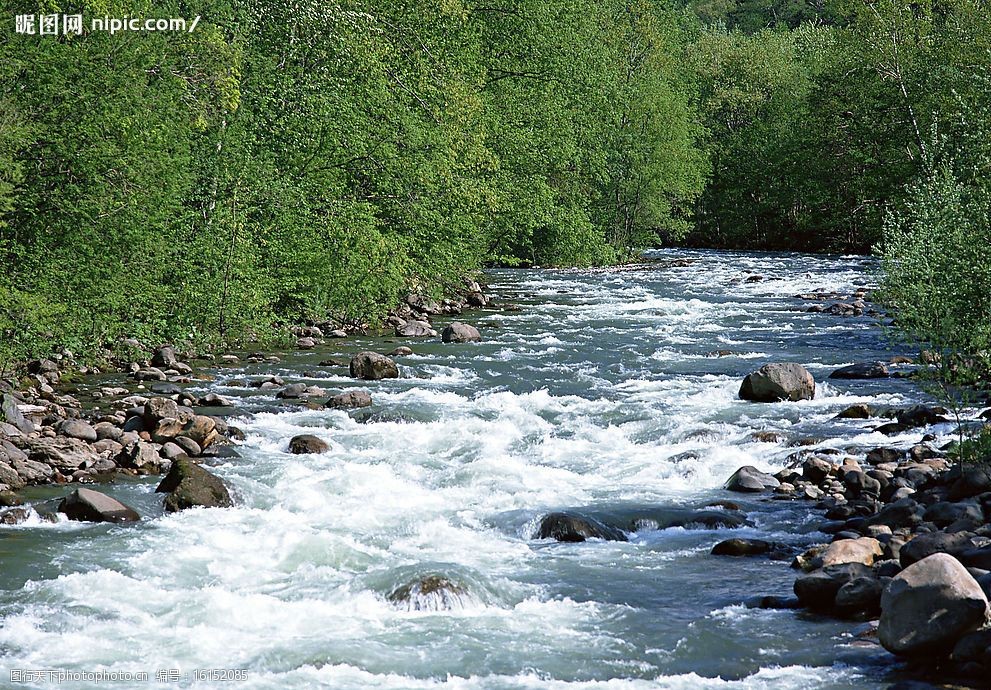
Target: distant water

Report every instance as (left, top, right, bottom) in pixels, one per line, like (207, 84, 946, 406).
(1, 249, 944, 689)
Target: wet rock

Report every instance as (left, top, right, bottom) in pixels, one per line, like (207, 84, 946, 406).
(794, 563, 873, 610)
(350, 352, 399, 380)
(389, 346, 413, 356)
(395, 320, 437, 338)
(198, 393, 233, 407)
(56, 419, 97, 442)
(134, 367, 167, 382)
(724, 465, 780, 493)
(276, 383, 309, 399)
(388, 575, 470, 611)
(325, 391, 372, 409)
(442, 322, 481, 343)
(866, 447, 905, 465)
(296, 337, 317, 349)
(821, 537, 883, 568)
(951, 629, 991, 664)
(0, 507, 30, 524)
(879, 553, 990, 655)
(867, 498, 925, 530)
(288, 434, 329, 454)
(155, 456, 233, 512)
(900, 531, 977, 567)
(836, 404, 873, 419)
(58, 487, 140, 523)
(739, 363, 815, 403)
(829, 362, 889, 379)
(750, 430, 782, 443)
(150, 382, 182, 395)
(181, 415, 218, 450)
(0, 394, 33, 434)
(924, 501, 984, 529)
(803, 456, 835, 483)
(711, 538, 773, 556)
(537, 511, 627, 542)
(897, 404, 945, 428)
(664, 510, 748, 530)
(746, 595, 802, 610)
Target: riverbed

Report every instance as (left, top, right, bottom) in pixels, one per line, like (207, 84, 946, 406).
(0, 249, 941, 689)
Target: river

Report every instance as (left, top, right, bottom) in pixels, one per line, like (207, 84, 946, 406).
(0, 249, 939, 689)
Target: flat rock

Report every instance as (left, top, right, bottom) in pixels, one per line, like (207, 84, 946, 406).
(821, 537, 883, 568)
(58, 488, 140, 523)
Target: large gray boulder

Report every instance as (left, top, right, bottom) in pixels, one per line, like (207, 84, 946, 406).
(879, 553, 990, 656)
(155, 456, 232, 512)
(739, 363, 815, 402)
(724, 465, 780, 492)
(442, 322, 481, 343)
(349, 352, 399, 380)
(58, 488, 140, 523)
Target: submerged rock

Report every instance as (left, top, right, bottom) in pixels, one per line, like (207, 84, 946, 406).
(58, 488, 140, 523)
(288, 434, 329, 454)
(349, 352, 399, 380)
(536, 511, 627, 542)
(388, 575, 472, 611)
(739, 363, 815, 403)
(829, 362, 889, 379)
(155, 456, 232, 512)
(711, 538, 773, 556)
(879, 553, 990, 656)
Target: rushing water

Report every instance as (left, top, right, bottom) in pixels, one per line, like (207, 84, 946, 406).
(1, 249, 947, 689)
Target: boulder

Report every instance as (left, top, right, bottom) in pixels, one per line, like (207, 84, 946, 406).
(118, 441, 168, 474)
(739, 363, 815, 403)
(325, 391, 372, 409)
(288, 434, 329, 454)
(144, 397, 181, 424)
(198, 393, 233, 407)
(794, 563, 873, 610)
(395, 321, 437, 338)
(802, 456, 835, 483)
(711, 538, 773, 556)
(0, 394, 33, 434)
(829, 362, 889, 379)
(897, 404, 944, 428)
(442, 322, 481, 343)
(724, 465, 780, 492)
(58, 488, 140, 523)
(836, 404, 872, 419)
(349, 352, 399, 380)
(388, 575, 471, 611)
(536, 511, 627, 542)
(389, 346, 413, 356)
(900, 531, 976, 567)
(821, 537, 883, 568)
(276, 383, 309, 399)
(835, 576, 887, 617)
(949, 468, 991, 501)
(155, 456, 232, 512)
(151, 345, 178, 369)
(56, 419, 97, 442)
(181, 415, 218, 449)
(879, 553, 990, 655)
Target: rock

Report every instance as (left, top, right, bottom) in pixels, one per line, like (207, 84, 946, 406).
(155, 456, 232, 512)
(536, 511, 628, 542)
(296, 337, 317, 349)
(949, 468, 991, 501)
(724, 465, 780, 492)
(442, 322, 481, 343)
(198, 393, 233, 407)
(56, 419, 97, 442)
(829, 362, 889, 379)
(389, 346, 413, 356)
(395, 320, 437, 338)
(897, 404, 944, 428)
(160, 442, 185, 460)
(93, 422, 122, 442)
(802, 456, 835, 483)
(173, 436, 202, 457)
(325, 391, 372, 409)
(711, 538, 772, 556)
(879, 553, 990, 655)
(951, 629, 991, 663)
(900, 531, 976, 567)
(821, 537, 883, 568)
(836, 403, 873, 419)
(739, 363, 815, 403)
(924, 501, 984, 529)
(144, 397, 181, 425)
(151, 345, 178, 369)
(118, 441, 168, 474)
(288, 434, 329, 454)
(276, 383, 309, 399)
(134, 367, 167, 381)
(0, 394, 33, 434)
(835, 576, 887, 617)
(58, 488, 140, 523)
(349, 352, 399, 380)
(181, 415, 218, 449)
(150, 382, 182, 395)
(794, 563, 873, 610)
(0, 507, 30, 524)
(26, 437, 101, 473)
(388, 576, 470, 611)
(751, 430, 782, 443)
(867, 498, 924, 530)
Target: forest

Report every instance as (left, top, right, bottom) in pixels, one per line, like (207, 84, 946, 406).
(1, 0, 989, 369)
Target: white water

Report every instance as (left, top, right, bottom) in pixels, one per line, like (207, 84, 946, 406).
(1, 250, 935, 689)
